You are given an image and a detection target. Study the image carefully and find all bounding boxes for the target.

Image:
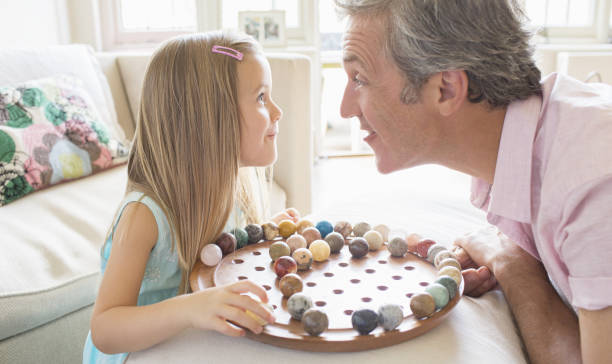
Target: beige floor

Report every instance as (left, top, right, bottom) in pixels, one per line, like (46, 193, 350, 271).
(310, 156, 487, 245)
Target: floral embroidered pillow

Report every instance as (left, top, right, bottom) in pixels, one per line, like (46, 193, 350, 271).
(0, 76, 129, 206)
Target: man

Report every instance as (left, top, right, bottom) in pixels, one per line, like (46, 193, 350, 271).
(335, 0, 612, 363)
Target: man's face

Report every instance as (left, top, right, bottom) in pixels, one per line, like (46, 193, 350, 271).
(340, 15, 440, 174)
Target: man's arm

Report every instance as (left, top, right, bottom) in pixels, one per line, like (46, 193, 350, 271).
(493, 250, 581, 364)
(579, 306, 612, 364)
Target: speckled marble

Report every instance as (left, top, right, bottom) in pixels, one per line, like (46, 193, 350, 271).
(287, 293, 313, 320)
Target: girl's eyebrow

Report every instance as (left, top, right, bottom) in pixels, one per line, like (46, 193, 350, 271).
(252, 83, 269, 94)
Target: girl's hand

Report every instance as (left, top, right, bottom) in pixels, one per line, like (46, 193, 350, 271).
(271, 207, 300, 224)
(182, 280, 276, 337)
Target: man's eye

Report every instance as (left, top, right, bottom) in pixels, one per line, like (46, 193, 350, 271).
(353, 74, 364, 86)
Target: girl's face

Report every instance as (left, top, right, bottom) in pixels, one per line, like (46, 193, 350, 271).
(237, 53, 282, 167)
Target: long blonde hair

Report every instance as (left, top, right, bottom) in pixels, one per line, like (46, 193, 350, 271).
(127, 31, 266, 293)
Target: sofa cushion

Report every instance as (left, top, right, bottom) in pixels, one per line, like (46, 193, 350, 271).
(0, 165, 127, 340)
(0, 45, 127, 145)
(0, 76, 129, 205)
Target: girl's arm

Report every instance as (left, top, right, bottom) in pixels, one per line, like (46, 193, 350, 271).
(90, 202, 275, 354)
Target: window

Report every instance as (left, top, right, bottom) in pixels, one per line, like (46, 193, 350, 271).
(101, 0, 196, 48)
(523, 0, 612, 40)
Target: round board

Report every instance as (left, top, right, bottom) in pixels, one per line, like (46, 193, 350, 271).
(190, 237, 463, 352)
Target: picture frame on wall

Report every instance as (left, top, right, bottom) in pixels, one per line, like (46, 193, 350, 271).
(238, 10, 286, 47)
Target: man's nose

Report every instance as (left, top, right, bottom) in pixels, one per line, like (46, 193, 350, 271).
(340, 82, 359, 119)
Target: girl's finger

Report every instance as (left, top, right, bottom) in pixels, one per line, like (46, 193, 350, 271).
(219, 305, 264, 334)
(227, 293, 275, 324)
(228, 280, 269, 303)
(211, 316, 245, 337)
(468, 274, 498, 297)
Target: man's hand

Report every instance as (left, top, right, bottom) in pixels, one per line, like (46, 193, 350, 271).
(452, 226, 528, 297)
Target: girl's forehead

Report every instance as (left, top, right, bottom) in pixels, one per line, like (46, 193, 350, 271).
(237, 54, 272, 92)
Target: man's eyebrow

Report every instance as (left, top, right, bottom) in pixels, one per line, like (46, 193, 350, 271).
(342, 53, 368, 72)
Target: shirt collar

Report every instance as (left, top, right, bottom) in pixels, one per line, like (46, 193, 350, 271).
(472, 94, 542, 223)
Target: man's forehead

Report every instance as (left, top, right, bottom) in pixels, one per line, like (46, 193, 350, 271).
(341, 17, 385, 72)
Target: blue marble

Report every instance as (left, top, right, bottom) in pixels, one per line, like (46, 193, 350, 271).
(435, 275, 458, 299)
(315, 220, 333, 238)
(351, 309, 379, 335)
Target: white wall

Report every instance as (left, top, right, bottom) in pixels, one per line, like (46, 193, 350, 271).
(0, 0, 70, 48)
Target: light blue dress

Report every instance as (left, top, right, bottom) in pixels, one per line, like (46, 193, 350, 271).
(82, 191, 244, 363)
(82, 191, 180, 364)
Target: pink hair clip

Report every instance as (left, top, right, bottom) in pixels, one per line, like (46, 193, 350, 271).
(211, 45, 243, 61)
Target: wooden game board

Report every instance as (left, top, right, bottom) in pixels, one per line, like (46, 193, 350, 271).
(190, 238, 463, 352)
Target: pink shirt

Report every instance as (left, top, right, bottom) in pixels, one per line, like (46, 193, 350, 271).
(471, 73, 612, 310)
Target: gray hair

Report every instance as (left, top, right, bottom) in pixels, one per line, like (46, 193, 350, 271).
(335, 0, 542, 108)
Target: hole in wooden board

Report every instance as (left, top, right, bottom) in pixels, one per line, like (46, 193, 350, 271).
(350, 279, 361, 284)
(233, 259, 244, 264)
(406, 293, 414, 298)
(324, 272, 334, 277)
(419, 282, 429, 287)
(237, 276, 248, 280)
(253, 251, 262, 256)
(306, 282, 317, 287)
(338, 262, 349, 267)
(365, 269, 376, 274)
(333, 289, 344, 294)
(262, 285, 271, 291)
(404, 265, 415, 271)
(377, 285, 388, 291)
(378, 260, 388, 264)
(255, 266, 265, 271)
(392, 275, 402, 280)
(315, 301, 327, 307)
(344, 310, 354, 316)
(361, 297, 372, 302)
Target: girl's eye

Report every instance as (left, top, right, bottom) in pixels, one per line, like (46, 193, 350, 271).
(257, 93, 265, 103)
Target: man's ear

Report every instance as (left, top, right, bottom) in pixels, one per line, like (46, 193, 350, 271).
(437, 70, 469, 116)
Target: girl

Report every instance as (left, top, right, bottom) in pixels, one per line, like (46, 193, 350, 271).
(83, 31, 299, 363)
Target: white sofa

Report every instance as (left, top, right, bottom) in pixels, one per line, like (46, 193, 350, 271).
(0, 45, 312, 364)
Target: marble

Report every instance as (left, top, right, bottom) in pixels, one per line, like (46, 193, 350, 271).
(230, 228, 249, 249)
(435, 275, 458, 299)
(245, 224, 264, 245)
(437, 257, 461, 271)
(373, 224, 390, 242)
(434, 250, 458, 268)
(324, 232, 345, 254)
(292, 248, 313, 271)
(349, 237, 369, 258)
(261, 222, 279, 241)
(273, 256, 298, 278)
(410, 292, 436, 319)
(351, 309, 379, 335)
(215, 232, 236, 255)
(286, 234, 307, 253)
(279, 273, 303, 298)
(437, 266, 462, 286)
(278, 219, 297, 238)
(287, 293, 312, 320)
(416, 239, 436, 258)
(269, 241, 291, 261)
(302, 309, 329, 336)
(377, 304, 403, 331)
(301, 227, 322, 246)
(309, 239, 331, 262)
(333, 221, 352, 238)
(200, 243, 222, 266)
(363, 230, 383, 251)
(315, 220, 333, 238)
(426, 244, 447, 263)
(388, 237, 408, 257)
(296, 219, 315, 234)
(352, 222, 372, 237)
(425, 283, 450, 310)
(405, 233, 423, 253)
